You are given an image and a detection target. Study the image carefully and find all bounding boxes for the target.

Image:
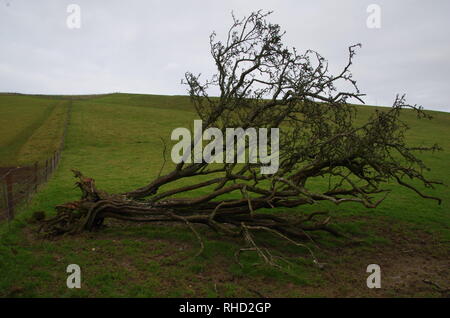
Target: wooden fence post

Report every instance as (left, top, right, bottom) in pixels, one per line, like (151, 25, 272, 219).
(45, 159, 49, 181)
(51, 152, 55, 173)
(34, 162, 38, 192)
(1, 178, 8, 221)
(5, 173, 14, 220)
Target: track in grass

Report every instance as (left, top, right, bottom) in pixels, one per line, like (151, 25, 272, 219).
(0, 95, 70, 166)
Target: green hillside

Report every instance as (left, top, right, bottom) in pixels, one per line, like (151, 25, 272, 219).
(0, 95, 69, 166)
(0, 93, 448, 297)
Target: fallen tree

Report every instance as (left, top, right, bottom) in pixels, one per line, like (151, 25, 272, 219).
(39, 11, 441, 263)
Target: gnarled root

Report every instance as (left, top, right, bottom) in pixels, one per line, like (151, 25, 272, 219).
(37, 170, 347, 270)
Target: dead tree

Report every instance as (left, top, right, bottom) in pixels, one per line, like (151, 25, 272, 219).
(40, 11, 441, 262)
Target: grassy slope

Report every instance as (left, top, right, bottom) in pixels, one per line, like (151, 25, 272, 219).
(0, 95, 69, 166)
(0, 93, 448, 297)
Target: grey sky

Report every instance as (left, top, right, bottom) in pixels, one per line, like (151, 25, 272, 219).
(1, 0, 449, 112)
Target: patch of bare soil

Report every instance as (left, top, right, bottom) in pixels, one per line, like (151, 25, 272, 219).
(266, 217, 450, 297)
(178, 215, 450, 298)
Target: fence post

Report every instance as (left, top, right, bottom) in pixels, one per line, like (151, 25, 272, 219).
(53, 151, 57, 174)
(5, 173, 14, 220)
(51, 153, 54, 174)
(1, 178, 8, 221)
(34, 162, 38, 192)
(45, 159, 49, 181)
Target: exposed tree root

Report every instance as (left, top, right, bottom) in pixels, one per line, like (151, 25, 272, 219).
(37, 171, 346, 267)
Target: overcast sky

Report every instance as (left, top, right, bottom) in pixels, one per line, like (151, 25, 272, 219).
(1, 0, 449, 112)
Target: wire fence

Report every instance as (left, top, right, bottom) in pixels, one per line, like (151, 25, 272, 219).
(0, 101, 72, 221)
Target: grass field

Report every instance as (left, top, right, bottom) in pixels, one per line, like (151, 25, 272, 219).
(0, 93, 448, 297)
(0, 94, 69, 166)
